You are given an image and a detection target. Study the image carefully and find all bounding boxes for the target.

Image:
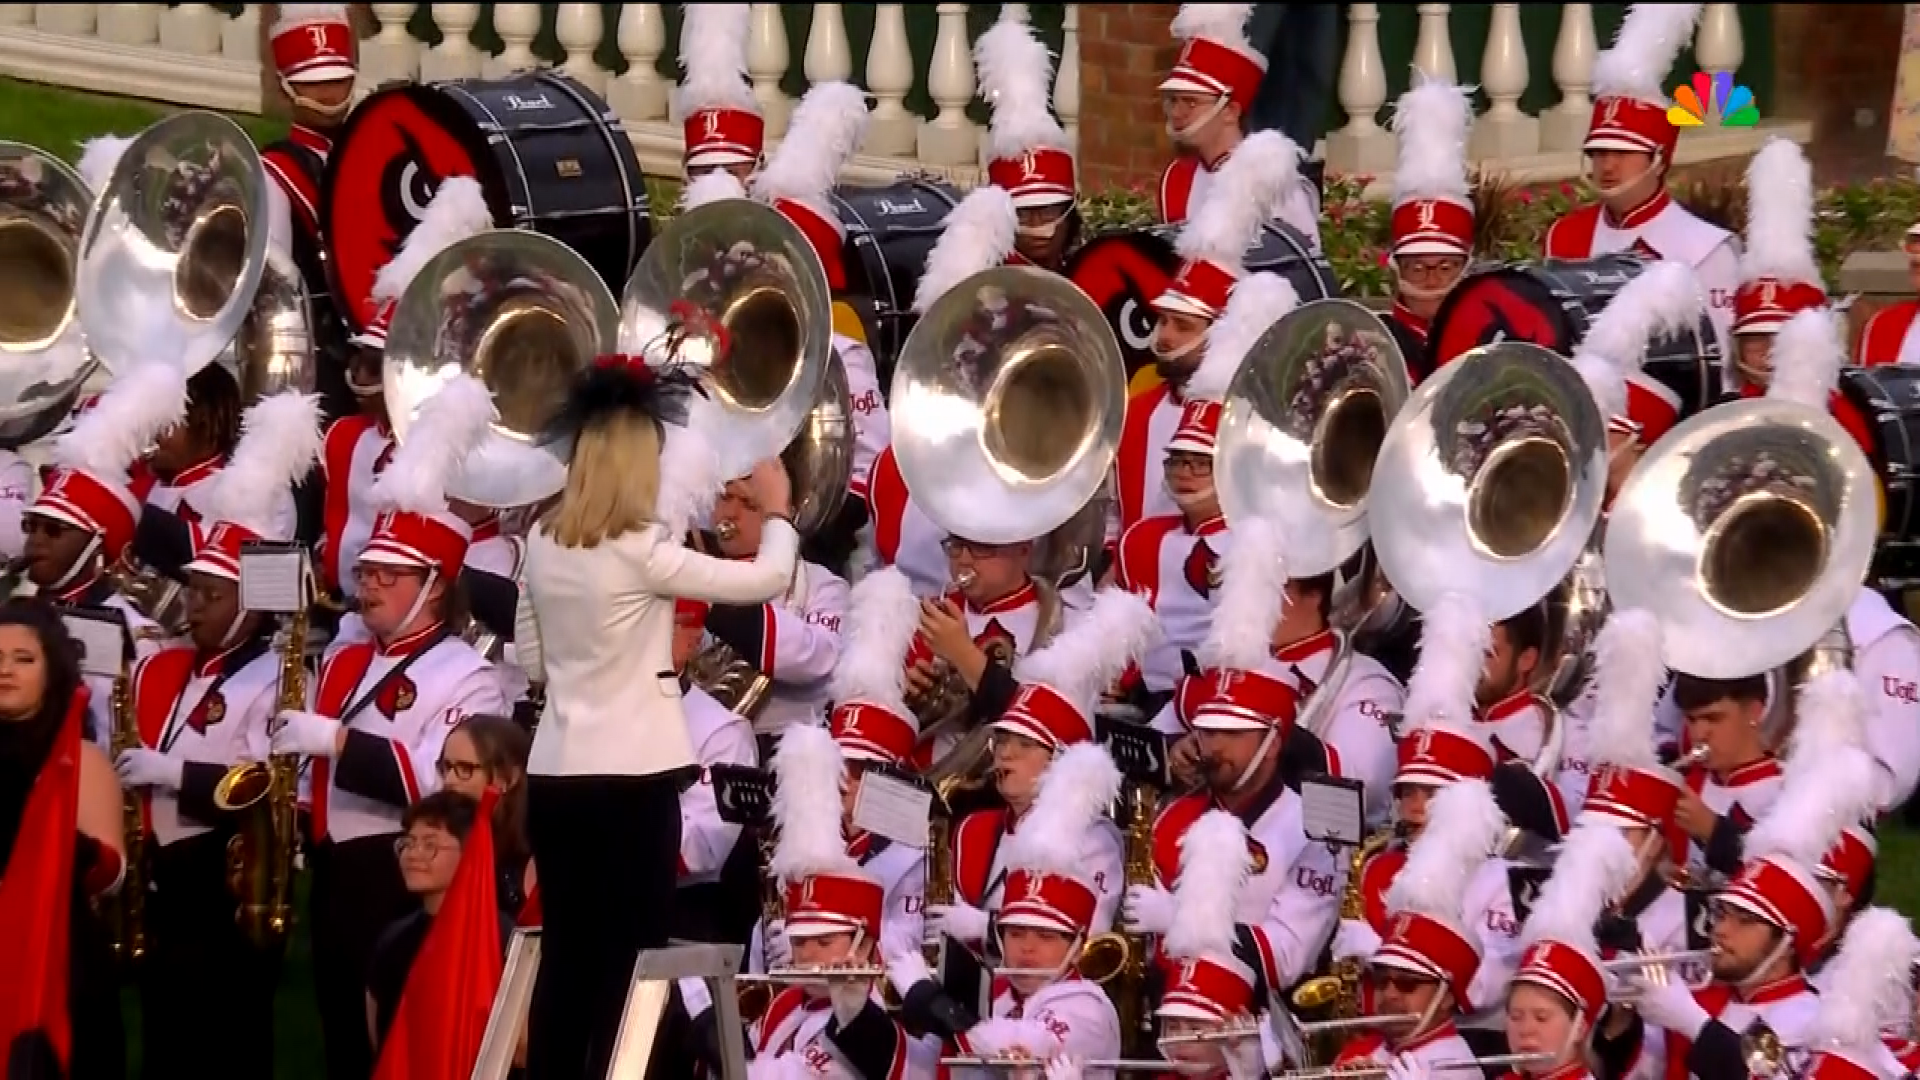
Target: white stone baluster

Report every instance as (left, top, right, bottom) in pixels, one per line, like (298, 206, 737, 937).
(555, 4, 606, 93)
(806, 5, 851, 85)
(36, 5, 95, 37)
(96, 3, 157, 45)
(1413, 4, 1455, 81)
(159, 4, 223, 54)
(863, 4, 915, 157)
(1471, 3, 1537, 159)
(1056, 5, 1081, 152)
(607, 2, 666, 124)
(223, 4, 258, 66)
(1695, 5, 1743, 80)
(918, 3, 977, 165)
(1327, 4, 1392, 174)
(361, 3, 421, 84)
(487, 3, 542, 77)
(1539, 5, 1595, 153)
(0, 7, 30, 29)
(1002, 4, 1030, 22)
(748, 4, 792, 137)
(424, 5, 485, 82)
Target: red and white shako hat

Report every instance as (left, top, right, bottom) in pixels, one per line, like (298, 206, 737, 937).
(1154, 130, 1303, 321)
(1818, 824, 1878, 902)
(1160, 5, 1266, 113)
(1392, 593, 1498, 787)
(1519, 796, 1653, 1029)
(1388, 74, 1476, 261)
(348, 175, 493, 351)
(996, 586, 1161, 753)
(1800, 908, 1920, 1080)
(271, 4, 356, 85)
(1585, 4, 1704, 162)
(1373, 778, 1508, 1004)
(770, 723, 884, 941)
(1168, 272, 1300, 456)
(976, 12, 1075, 210)
(360, 373, 498, 581)
(1566, 260, 1705, 449)
(826, 567, 923, 768)
(1577, 608, 1687, 829)
(1734, 138, 1828, 337)
(672, 4, 763, 174)
(749, 81, 869, 293)
(35, 359, 192, 566)
(998, 741, 1123, 937)
(184, 393, 323, 581)
(1184, 515, 1300, 735)
(1159, 809, 1260, 1022)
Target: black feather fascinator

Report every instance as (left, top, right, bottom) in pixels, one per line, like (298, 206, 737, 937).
(542, 300, 723, 446)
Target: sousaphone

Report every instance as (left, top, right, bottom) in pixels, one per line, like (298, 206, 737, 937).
(0, 140, 98, 448)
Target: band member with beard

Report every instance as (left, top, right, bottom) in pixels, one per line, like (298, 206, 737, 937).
(674, 4, 762, 183)
(111, 390, 321, 1079)
(1383, 75, 1476, 381)
(886, 741, 1126, 1074)
(975, 11, 1081, 274)
(1542, 4, 1738, 355)
(1156, 4, 1323, 252)
(1114, 272, 1298, 710)
(1795, 909, 1920, 1080)
(1153, 810, 1271, 1080)
(1469, 603, 1551, 765)
(1115, 130, 1303, 540)
(927, 587, 1153, 953)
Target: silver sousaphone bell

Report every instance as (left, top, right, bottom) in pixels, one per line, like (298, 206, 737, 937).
(0, 141, 99, 448)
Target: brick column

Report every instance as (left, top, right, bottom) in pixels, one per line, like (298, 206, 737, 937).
(1771, 4, 1900, 143)
(1078, 4, 1179, 195)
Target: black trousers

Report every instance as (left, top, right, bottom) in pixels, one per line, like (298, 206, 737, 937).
(310, 835, 416, 1080)
(525, 772, 685, 1080)
(141, 832, 283, 1080)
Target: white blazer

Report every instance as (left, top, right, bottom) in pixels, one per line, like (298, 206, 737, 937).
(519, 518, 799, 779)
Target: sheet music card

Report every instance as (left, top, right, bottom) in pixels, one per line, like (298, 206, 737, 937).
(1301, 775, 1366, 847)
(851, 766, 932, 849)
(61, 606, 129, 680)
(240, 542, 307, 616)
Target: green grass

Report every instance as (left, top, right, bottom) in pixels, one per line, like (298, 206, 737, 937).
(0, 77, 285, 163)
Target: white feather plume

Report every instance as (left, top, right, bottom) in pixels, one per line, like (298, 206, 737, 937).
(769, 723, 858, 883)
(1784, 670, 1871, 784)
(200, 391, 322, 539)
(1741, 138, 1820, 287)
(1169, 4, 1256, 49)
(1807, 908, 1920, 1052)
(655, 388, 727, 538)
(1591, 4, 1704, 105)
(1390, 74, 1474, 206)
(1400, 592, 1492, 737)
(371, 176, 492, 306)
(1570, 260, 1706, 420)
(1582, 608, 1667, 770)
(1198, 515, 1289, 673)
(1165, 809, 1252, 961)
(1016, 586, 1162, 714)
(1175, 130, 1302, 270)
(1004, 742, 1123, 880)
(751, 81, 869, 210)
(1386, 778, 1505, 922)
(670, 4, 757, 120)
(911, 185, 1018, 316)
(828, 567, 922, 717)
(1767, 307, 1846, 410)
(1521, 821, 1638, 951)
(680, 169, 748, 211)
(52, 360, 189, 478)
(1746, 672, 1878, 868)
(977, 13, 1069, 160)
(1186, 272, 1300, 404)
(77, 134, 132, 195)
(369, 374, 496, 517)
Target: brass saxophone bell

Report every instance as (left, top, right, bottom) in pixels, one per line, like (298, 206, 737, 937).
(1291, 975, 1345, 1011)
(1075, 932, 1132, 985)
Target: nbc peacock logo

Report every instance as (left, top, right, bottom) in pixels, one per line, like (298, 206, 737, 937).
(1668, 71, 1759, 128)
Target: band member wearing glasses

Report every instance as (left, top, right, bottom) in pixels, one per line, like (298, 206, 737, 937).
(1383, 76, 1476, 381)
(1153, 809, 1273, 1080)
(976, 11, 1082, 274)
(674, 4, 763, 183)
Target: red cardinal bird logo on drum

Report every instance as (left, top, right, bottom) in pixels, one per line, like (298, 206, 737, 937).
(1066, 231, 1183, 393)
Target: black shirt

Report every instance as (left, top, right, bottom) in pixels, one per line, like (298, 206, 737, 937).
(367, 906, 518, 1049)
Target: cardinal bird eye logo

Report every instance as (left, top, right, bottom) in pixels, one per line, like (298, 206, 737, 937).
(1066, 232, 1183, 390)
(189, 691, 226, 734)
(1431, 277, 1564, 372)
(1247, 837, 1269, 874)
(375, 675, 417, 719)
(1183, 537, 1219, 599)
(976, 621, 1017, 669)
(1668, 72, 1759, 129)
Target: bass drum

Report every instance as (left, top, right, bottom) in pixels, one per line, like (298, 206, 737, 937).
(1066, 221, 1339, 393)
(829, 178, 962, 381)
(320, 71, 652, 333)
(1835, 365, 1920, 589)
(1427, 253, 1724, 422)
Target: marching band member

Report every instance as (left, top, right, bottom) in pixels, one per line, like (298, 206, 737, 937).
(1542, 4, 1739, 354)
(668, 597, 760, 945)
(1383, 74, 1477, 380)
(1808, 825, 1879, 984)
(675, 4, 763, 182)
(270, 375, 509, 1080)
(976, 11, 1081, 274)
(1155, 810, 1271, 1080)
(930, 587, 1151, 949)
(1797, 908, 1920, 1080)
(749, 82, 890, 522)
(1664, 672, 1780, 881)
(1156, 4, 1323, 251)
(1119, 130, 1303, 539)
(113, 390, 321, 1079)
(1854, 212, 1920, 365)
(1473, 604, 1551, 765)
(889, 741, 1126, 1075)
(140, 363, 245, 527)
(1725, 140, 1832, 397)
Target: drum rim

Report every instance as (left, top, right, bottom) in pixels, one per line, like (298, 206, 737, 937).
(1836, 365, 1916, 538)
(829, 178, 961, 342)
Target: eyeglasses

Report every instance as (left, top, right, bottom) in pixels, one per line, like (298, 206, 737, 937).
(394, 835, 459, 859)
(1163, 454, 1213, 476)
(942, 538, 1016, 559)
(1368, 970, 1435, 994)
(354, 565, 424, 588)
(436, 759, 483, 783)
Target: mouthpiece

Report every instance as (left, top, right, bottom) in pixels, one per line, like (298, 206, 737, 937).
(715, 520, 740, 543)
(950, 569, 977, 591)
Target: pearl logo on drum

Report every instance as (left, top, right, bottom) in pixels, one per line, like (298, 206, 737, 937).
(503, 93, 557, 111)
(876, 198, 928, 217)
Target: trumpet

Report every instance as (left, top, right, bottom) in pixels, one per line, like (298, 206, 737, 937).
(1157, 1014, 1423, 1049)
(939, 1056, 1184, 1074)
(1602, 948, 1716, 972)
(735, 965, 888, 984)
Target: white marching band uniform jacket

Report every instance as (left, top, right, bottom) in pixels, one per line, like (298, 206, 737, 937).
(142, 455, 225, 528)
(1637, 974, 1821, 1080)
(1114, 512, 1229, 694)
(949, 808, 1125, 935)
(698, 558, 849, 738)
(1111, 387, 1185, 546)
(131, 638, 279, 848)
(318, 414, 393, 599)
(677, 684, 759, 887)
(838, 333, 889, 504)
(1542, 191, 1740, 358)
(1844, 587, 1920, 812)
(859, 446, 948, 597)
(949, 977, 1122, 1080)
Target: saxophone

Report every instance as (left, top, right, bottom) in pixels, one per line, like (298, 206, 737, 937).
(107, 656, 146, 964)
(738, 826, 786, 1023)
(1293, 825, 1397, 1061)
(1075, 781, 1160, 1056)
(212, 601, 308, 949)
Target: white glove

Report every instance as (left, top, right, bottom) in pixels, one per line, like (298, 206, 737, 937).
(270, 710, 341, 759)
(114, 748, 182, 793)
(677, 976, 714, 1019)
(928, 901, 990, 946)
(1223, 1034, 1269, 1080)
(1386, 1052, 1431, 1080)
(1043, 1055, 1085, 1080)
(827, 974, 870, 1029)
(883, 944, 934, 1001)
(1627, 975, 1712, 1040)
(1332, 918, 1383, 963)
(762, 919, 794, 970)
(1122, 883, 1176, 935)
